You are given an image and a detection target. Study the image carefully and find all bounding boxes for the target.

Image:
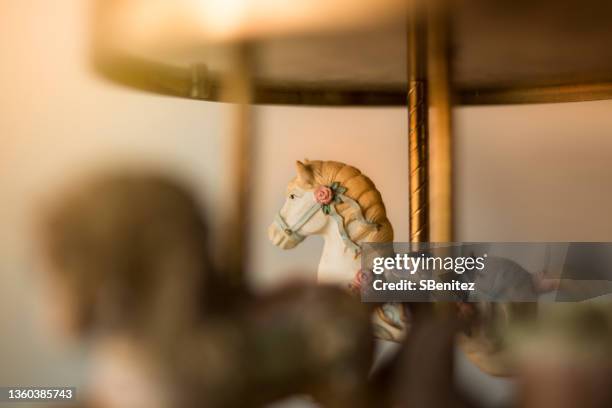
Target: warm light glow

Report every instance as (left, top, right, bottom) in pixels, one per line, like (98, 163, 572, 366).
(96, 0, 408, 56)
(192, 0, 247, 39)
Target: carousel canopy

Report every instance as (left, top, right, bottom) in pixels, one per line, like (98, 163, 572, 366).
(93, 0, 612, 105)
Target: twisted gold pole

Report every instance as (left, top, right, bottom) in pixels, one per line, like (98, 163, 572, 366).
(408, 80, 429, 243)
(408, 9, 429, 244)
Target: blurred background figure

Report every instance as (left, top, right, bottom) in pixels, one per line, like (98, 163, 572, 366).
(37, 172, 375, 408)
(38, 173, 217, 408)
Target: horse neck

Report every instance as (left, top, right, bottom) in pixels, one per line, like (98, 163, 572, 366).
(316, 220, 362, 286)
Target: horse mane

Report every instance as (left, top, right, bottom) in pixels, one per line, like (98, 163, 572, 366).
(292, 160, 393, 244)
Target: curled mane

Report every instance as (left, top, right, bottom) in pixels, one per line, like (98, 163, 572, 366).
(291, 160, 393, 244)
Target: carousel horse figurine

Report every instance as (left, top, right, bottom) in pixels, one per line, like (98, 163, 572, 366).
(268, 160, 407, 341)
(268, 160, 537, 377)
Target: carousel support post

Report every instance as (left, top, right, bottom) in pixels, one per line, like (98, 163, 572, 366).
(220, 43, 255, 284)
(406, 3, 433, 317)
(408, 6, 430, 246)
(408, 2, 454, 319)
(428, 2, 453, 243)
(428, 3, 456, 320)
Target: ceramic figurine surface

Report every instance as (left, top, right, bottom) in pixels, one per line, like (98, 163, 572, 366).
(269, 160, 407, 341)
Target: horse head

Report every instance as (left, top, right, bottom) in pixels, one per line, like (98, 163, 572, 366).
(268, 160, 392, 253)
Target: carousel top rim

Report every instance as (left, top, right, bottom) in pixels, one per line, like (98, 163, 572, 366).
(92, 0, 612, 106)
(92, 54, 612, 106)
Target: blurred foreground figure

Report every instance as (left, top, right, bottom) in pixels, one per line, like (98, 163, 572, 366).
(40, 174, 213, 408)
(513, 303, 612, 408)
(369, 312, 479, 408)
(39, 173, 373, 408)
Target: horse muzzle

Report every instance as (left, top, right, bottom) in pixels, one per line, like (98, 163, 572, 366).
(268, 222, 304, 249)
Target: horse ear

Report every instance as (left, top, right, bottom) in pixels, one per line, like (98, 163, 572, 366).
(296, 160, 314, 186)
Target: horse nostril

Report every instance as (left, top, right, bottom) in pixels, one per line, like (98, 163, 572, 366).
(284, 228, 292, 234)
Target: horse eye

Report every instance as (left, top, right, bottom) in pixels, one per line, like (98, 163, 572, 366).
(289, 194, 296, 199)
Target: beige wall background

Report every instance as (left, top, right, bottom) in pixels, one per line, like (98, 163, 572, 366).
(2, 0, 612, 406)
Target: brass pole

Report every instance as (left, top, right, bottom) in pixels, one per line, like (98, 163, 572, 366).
(427, 3, 455, 317)
(408, 9, 430, 245)
(407, 2, 454, 317)
(427, 4, 453, 242)
(220, 44, 254, 283)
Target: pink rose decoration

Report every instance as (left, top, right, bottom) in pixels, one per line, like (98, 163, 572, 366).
(314, 185, 334, 205)
(348, 269, 372, 296)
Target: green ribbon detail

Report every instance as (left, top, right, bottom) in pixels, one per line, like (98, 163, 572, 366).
(324, 182, 379, 256)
